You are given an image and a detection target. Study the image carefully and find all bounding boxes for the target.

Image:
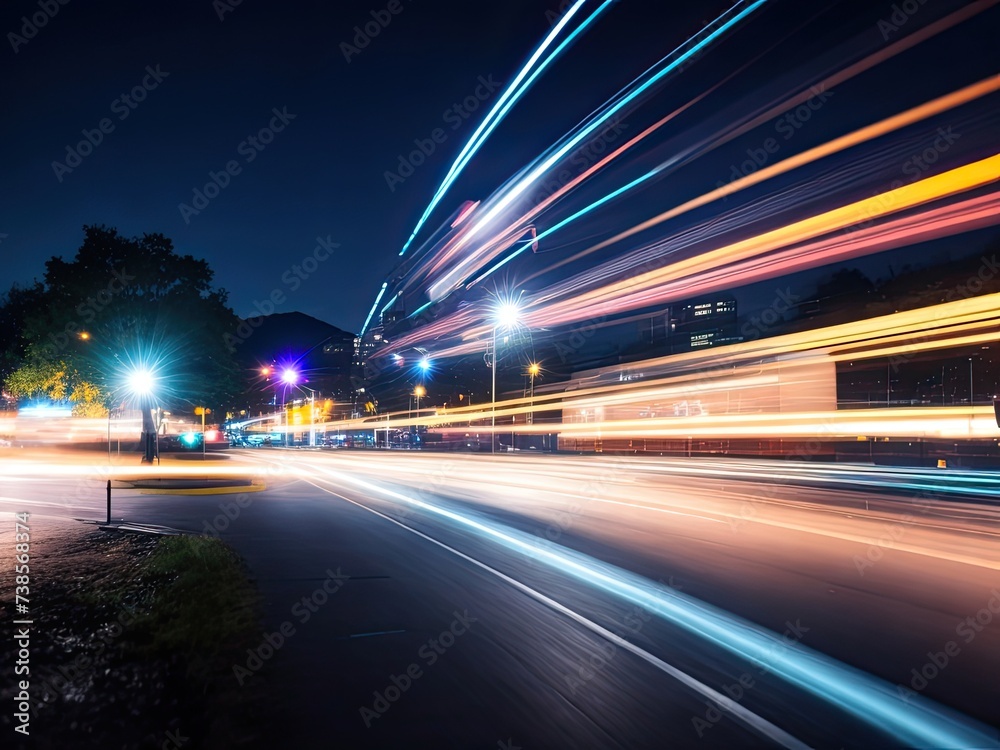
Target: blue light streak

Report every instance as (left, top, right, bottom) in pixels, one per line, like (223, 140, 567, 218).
(398, 0, 608, 257)
(468, 166, 666, 286)
(359, 282, 388, 337)
(308, 463, 999, 749)
(429, 0, 770, 301)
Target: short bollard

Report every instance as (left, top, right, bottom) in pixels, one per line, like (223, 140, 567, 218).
(106, 479, 111, 524)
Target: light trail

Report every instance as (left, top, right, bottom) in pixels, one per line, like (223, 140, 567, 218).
(278, 454, 1000, 749)
(297, 469, 809, 749)
(359, 282, 387, 338)
(522, 153, 1000, 327)
(397, 0, 609, 257)
(425, 0, 770, 302)
(346, 291, 1000, 444)
(454, 1, 1000, 300)
(527, 76, 1000, 285)
(369, 1, 999, 358)
(383, 178, 1000, 359)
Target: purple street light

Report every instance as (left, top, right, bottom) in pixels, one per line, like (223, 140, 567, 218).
(281, 368, 299, 385)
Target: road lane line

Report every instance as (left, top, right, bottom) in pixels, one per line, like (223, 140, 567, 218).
(286, 458, 998, 749)
(300, 476, 811, 750)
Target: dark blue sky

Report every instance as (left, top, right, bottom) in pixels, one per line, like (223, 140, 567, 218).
(2, 0, 997, 336)
(0, 0, 721, 333)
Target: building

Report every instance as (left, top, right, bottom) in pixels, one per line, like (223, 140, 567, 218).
(669, 297, 740, 352)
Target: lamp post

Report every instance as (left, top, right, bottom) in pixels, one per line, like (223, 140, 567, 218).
(491, 326, 497, 452)
(528, 363, 540, 425)
(280, 368, 299, 445)
(126, 368, 158, 464)
(969, 356, 974, 406)
(301, 386, 318, 447)
(413, 385, 426, 448)
(490, 299, 522, 454)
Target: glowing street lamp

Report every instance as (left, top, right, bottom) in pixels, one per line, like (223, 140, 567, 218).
(275, 368, 300, 444)
(490, 297, 522, 454)
(125, 367, 158, 464)
(528, 362, 541, 425)
(126, 368, 155, 396)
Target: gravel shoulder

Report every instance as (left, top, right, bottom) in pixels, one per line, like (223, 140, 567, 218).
(0, 518, 268, 749)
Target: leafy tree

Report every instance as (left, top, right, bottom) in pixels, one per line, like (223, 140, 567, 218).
(0, 281, 46, 385)
(5, 225, 243, 413)
(3, 360, 106, 417)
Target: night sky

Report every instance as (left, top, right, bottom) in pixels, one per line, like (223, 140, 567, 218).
(2, 0, 998, 336)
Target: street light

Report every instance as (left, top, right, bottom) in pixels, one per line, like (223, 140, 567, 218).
(300, 385, 319, 447)
(490, 298, 522, 454)
(125, 367, 158, 464)
(528, 363, 540, 425)
(278, 368, 299, 445)
(410, 385, 427, 449)
(969, 356, 976, 406)
(127, 368, 155, 396)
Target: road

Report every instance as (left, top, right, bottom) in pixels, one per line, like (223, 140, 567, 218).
(1, 448, 998, 748)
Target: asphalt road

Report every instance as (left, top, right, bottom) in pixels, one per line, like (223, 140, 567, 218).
(2, 448, 998, 748)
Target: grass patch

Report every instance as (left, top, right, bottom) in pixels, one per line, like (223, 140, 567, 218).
(129, 536, 260, 666)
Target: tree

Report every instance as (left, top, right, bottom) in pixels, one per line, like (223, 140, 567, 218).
(0, 281, 46, 385)
(6, 225, 243, 413)
(3, 360, 106, 417)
